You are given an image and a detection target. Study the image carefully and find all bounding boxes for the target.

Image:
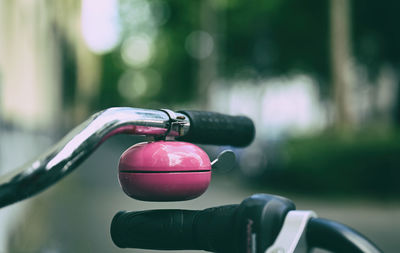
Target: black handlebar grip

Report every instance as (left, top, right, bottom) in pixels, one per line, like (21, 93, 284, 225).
(110, 205, 239, 252)
(177, 110, 255, 147)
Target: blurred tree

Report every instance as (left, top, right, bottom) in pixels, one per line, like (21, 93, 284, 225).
(97, 0, 203, 109)
(222, 0, 400, 128)
(352, 1, 400, 80)
(151, 0, 199, 105)
(352, 0, 400, 125)
(97, 52, 125, 108)
(111, 0, 330, 107)
(99, 0, 400, 127)
(223, 0, 329, 81)
(330, 0, 353, 129)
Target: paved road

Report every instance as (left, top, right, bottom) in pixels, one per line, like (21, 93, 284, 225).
(4, 136, 400, 252)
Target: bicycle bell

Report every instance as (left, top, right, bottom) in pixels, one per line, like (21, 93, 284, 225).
(118, 140, 236, 201)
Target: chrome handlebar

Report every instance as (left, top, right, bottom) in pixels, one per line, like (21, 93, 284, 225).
(0, 107, 190, 208)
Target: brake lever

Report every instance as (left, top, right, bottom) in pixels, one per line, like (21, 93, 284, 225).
(265, 211, 317, 253)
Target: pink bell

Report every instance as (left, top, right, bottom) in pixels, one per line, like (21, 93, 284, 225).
(118, 141, 212, 201)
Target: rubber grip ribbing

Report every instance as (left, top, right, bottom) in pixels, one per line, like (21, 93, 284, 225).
(110, 205, 239, 252)
(177, 110, 255, 147)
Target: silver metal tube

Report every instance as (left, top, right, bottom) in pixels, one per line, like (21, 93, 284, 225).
(0, 107, 190, 208)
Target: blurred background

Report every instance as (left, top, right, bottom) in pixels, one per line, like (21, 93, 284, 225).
(0, 0, 399, 252)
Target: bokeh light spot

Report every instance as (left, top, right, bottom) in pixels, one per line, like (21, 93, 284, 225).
(118, 71, 148, 100)
(121, 36, 153, 67)
(81, 0, 120, 54)
(185, 30, 214, 60)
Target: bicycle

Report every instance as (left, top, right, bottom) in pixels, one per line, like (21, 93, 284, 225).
(0, 107, 382, 252)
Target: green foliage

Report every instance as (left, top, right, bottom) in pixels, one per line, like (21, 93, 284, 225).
(352, 0, 400, 79)
(261, 130, 400, 196)
(96, 0, 400, 108)
(151, 0, 199, 104)
(97, 0, 201, 107)
(223, 0, 329, 81)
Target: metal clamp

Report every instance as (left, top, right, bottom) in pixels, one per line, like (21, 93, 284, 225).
(159, 109, 189, 139)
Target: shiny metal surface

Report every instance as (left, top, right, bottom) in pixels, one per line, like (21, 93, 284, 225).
(0, 107, 190, 208)
(211, 150, 236, 171)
